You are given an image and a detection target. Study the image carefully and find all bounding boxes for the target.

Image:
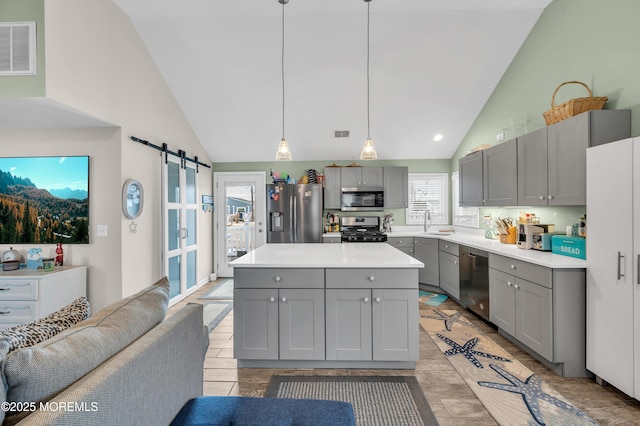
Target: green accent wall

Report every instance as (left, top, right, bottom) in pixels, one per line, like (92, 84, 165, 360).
(0, 0, 46, 97)
(213, 159, 451, 226)
(451, 0, 640, 167)
(449, 0, 640, 233)
(212, 159, 450, 178)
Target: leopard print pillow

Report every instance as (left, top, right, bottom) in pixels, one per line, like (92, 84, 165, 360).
(0, 296, 90, 352)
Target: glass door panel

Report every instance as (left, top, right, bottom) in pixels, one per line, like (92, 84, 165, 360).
(168, 162, 180, 203)
(168, 210, 180, 251)
(186, 167, 196, 204)
(214, 172, 266, 277)
(186, 250, 197, 290)
(186, 209, 197, 246)
(168, 255, 181, 299)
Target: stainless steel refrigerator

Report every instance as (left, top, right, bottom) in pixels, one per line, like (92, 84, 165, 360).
(267, 184, 323, 243)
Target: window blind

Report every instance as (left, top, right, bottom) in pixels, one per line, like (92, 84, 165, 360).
(406, 173, 448, 225)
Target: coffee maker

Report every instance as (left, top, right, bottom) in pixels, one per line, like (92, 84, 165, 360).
(517, 223, 555, 249)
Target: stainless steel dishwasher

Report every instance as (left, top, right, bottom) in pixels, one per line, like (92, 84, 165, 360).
(459, 245, 490, 321)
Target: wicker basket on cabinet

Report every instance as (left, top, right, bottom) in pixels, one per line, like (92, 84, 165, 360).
(542, 81, 607, 125)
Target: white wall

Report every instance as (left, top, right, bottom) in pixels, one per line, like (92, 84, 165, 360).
(0, 128, 123, 311)
(0, 0, 213, 311)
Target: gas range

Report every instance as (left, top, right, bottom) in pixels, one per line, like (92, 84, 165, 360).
(340, 216, 388, 243)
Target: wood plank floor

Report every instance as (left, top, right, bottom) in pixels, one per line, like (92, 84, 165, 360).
(168, 280, 640, 425)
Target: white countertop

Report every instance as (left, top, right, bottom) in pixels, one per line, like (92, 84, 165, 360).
(231, 243, 424, 269)
(386, 230, 586, 269)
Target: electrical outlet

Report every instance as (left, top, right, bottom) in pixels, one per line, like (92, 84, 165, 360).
(496, 132, 505, 141)
(97, 225, 108, 237)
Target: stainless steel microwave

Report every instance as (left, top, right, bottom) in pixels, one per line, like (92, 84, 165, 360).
(341, 187, 384, 211)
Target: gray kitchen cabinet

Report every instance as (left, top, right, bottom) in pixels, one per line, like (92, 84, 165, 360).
(483, 139, 517, 206)
(438, 247, 460, 300)
(234, 288, 279, 359)
(546, 109, 630, 205)
(383, 166, 409, 208)
(325, 288, 372, 360)
(386, 237, 414, 257)
(489, 254, 586, 377)
(414, 237, 439, 286)
(372, 288, 418, 361)
(489, 268, 552, 360)
(325, 288, 418, 362)
(322, 234, 341, 243)
(325, 268, 419, 362)
(323, 166, 342, 209)
(459, 150, 483, 206)
(278, 288, 325, 360)
(517, 127, 548, 206)
(234, 268, 325, 361)
(341, 166, 384, 188)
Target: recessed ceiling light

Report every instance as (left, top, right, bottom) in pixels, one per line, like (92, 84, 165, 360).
(433, 133, 444, 142)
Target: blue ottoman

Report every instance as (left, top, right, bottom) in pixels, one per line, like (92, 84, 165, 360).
(171, 396, 356, 426)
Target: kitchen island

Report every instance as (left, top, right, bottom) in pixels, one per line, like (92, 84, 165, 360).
(231, 243, 424, 369)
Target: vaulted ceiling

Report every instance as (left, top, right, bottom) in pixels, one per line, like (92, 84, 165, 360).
(73, 1, 559, 162)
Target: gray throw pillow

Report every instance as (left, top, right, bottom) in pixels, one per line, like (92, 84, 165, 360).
(1, 277, 169, 423)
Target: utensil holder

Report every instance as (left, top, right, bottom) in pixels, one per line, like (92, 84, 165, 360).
(499, 227, 517, 244)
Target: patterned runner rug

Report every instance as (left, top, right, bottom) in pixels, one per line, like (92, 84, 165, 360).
(265, 375, 438, 426)
(420, 309, 597, 426)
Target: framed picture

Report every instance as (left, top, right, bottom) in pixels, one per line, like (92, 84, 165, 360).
(0, 156, 90, 244)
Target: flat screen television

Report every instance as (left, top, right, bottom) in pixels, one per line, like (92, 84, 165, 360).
(0, 156, 89, 244)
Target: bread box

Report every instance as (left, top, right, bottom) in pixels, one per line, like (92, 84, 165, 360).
(551, 235, 586, 260)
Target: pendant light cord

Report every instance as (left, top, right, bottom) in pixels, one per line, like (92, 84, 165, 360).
(366, 0, 371, 140)
(281, 1, 286, 140)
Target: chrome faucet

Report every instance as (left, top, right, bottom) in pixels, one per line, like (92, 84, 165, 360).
(423, 210, 431, 232)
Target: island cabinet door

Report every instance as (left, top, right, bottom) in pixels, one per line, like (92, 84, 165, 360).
(279, 289, 325, 360)
(325, 289, 373, 361)
(234, 288, 279, 360)
(372, 289, 419, 361)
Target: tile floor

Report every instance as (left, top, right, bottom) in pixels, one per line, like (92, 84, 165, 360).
(168, 280, 640, 425)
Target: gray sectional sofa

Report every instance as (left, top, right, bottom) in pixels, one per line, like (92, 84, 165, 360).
(0, 277, 209, 426)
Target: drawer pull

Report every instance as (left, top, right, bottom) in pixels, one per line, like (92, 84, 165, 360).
(274, 276, 281, 282)
(363, 297, 369, 303)
(280, 297, 287, 303)
(510, 264, 516, 269)
(507, 281, 512, 286)
(0, 311, 11, 315)
(454, 261, 458, 265)
(269, 297, 276, 303)
(0, 287, 10, 291)
(368, 276, 375, 282)
(375, 297, 381, 303)
(514, 284, 520, 290)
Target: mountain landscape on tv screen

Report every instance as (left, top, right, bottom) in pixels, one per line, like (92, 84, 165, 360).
(0, 169, 89, 244)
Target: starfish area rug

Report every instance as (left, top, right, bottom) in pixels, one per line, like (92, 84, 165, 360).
(420, 309, 597, 426)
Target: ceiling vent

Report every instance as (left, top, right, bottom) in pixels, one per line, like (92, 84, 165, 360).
(0, 22, 36, 76)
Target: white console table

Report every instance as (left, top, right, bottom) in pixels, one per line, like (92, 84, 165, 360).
(0, 266, 87, 330)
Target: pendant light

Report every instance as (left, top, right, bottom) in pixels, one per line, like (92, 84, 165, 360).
(275, 0, 292, 161)
(360, 0, 377, 160)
